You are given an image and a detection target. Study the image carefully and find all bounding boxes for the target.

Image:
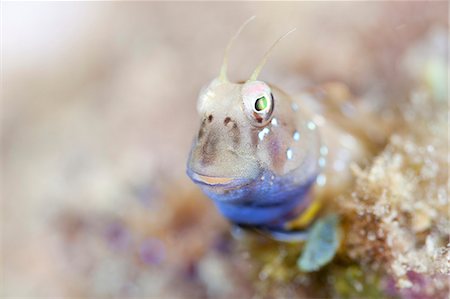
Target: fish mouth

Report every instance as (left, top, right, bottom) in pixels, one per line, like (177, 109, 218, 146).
(187, 170, 254, 190)
(191, 173, 235, 185)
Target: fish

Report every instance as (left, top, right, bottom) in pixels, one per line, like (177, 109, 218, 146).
(186, 17, 379, 245)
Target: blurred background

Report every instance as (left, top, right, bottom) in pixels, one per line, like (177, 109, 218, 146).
(2, 2, 448, 298)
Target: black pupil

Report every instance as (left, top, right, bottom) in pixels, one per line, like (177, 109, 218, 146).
(255, 97, 267, 111)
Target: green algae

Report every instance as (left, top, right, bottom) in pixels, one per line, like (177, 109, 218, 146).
(332, 265, 392, 299)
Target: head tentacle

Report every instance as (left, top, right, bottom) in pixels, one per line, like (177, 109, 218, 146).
(249, 28, 296, 82)
(219, 16, 256, 83)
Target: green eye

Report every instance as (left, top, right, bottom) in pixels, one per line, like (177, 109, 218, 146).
(255, 96, 268, 112)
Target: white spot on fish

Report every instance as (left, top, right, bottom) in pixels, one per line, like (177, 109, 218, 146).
(270, 175, 275, 180)
(271, 118, 278, 126)
(258, 127, 270, 141)
(307, 121, 316, 130)
(316, 174, 327, 186)
(291, 102, 299, 111)
(286, 148, 293, 160)
(318, 157, 326, 167)
(261, 176, 265, 181)
(293, 131, 300, 141)
(320, 145, 328, 156)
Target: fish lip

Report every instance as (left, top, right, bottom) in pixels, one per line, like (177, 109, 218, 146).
(187, 169, 253, 189)
(191, 173, 235, 186)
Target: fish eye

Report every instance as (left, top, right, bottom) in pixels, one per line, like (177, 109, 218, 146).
(242, 81, 274, 126)
(254, 96, 268, 112)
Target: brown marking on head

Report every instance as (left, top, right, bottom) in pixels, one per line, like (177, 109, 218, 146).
(223, 117, 241, 145)
(200, 133, 218, 165)
(231, 122, 240, 145)
(198, 119, 206, 139)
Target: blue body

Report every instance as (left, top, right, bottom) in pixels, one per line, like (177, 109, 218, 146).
(188, 168, 317, 228)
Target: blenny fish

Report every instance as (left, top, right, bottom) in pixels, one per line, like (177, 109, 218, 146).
(186, 18, 376, 262)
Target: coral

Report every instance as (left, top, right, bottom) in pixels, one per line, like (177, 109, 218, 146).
(338, 91, 449, 294)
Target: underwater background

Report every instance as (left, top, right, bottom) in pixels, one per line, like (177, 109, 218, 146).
(2, 2, 448, 298)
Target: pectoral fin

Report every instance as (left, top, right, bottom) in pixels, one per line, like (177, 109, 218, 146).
(297, 214, 341, 272)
